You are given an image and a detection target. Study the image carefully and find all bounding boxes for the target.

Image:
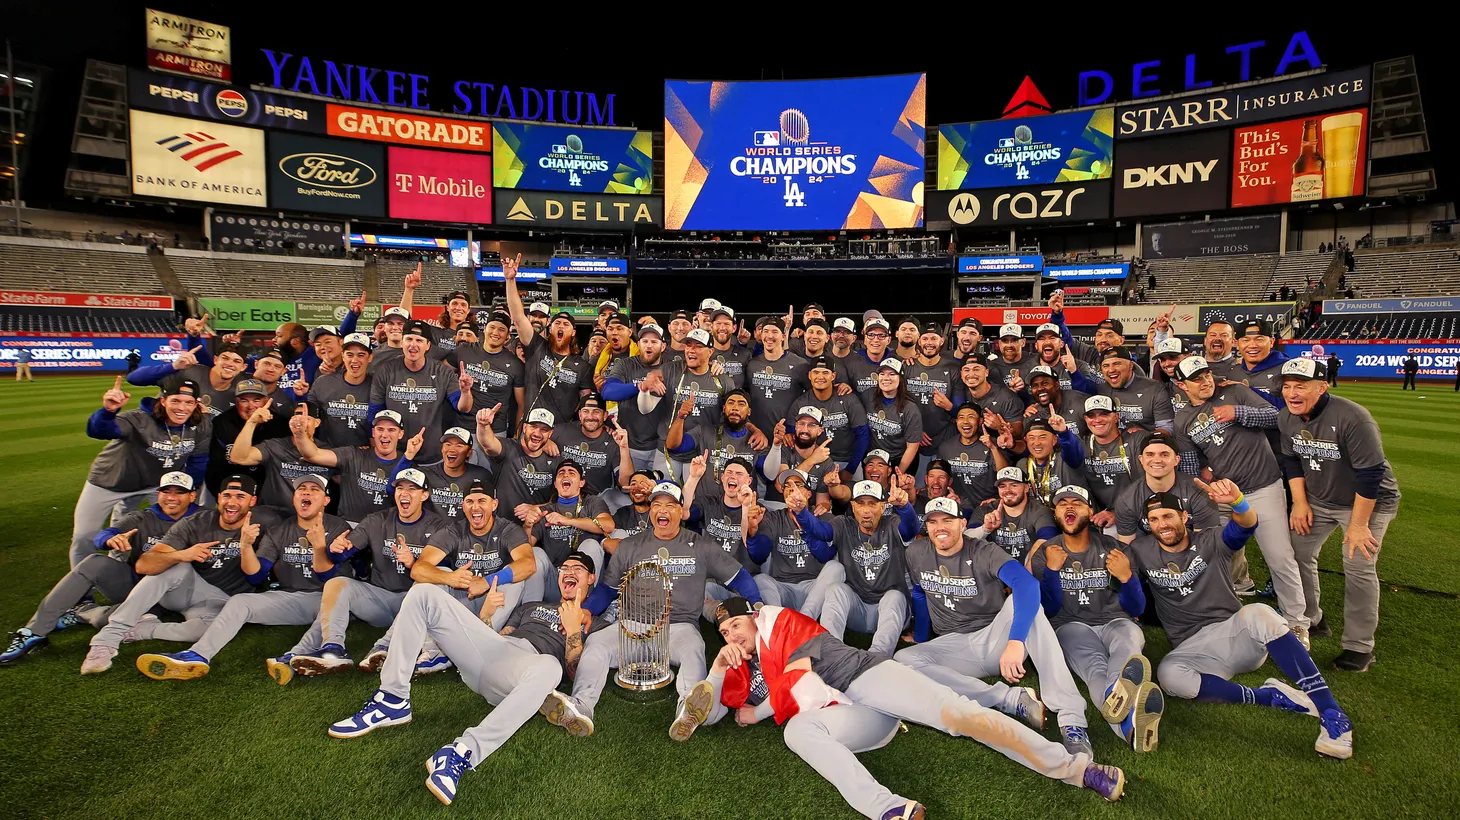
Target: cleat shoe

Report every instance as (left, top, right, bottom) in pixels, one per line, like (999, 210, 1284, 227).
(1083, 763, 1126, 801)
(1255, 580, 1276, 599)
(1310, 615, 1332, 638)
(1292, 625, 1311, 652)
(669, 680, 714, 742)
(881, 801, 926, 820)
(1234, 579, 1258, 597)
(414, 650, 454, 677)
(1260, 678, 1318, 717)
(329, 689, 413, 738)
(80, 645, 117, 675)
(1333, 650, 1374, 673)
(426, 743, 473, 805)
(540, 691, 594, 737)
(290, 644, 353, 677)
(119, 613, 160, 644)
(266, 654, 295, 686)
(358, 645, 388, 673)
(1130, 682, 1165, 753)
(1012, 686, 1046, 731)
(1061, 725, 1094, 761)
(55, 608, 85, 632)
(1100, 654, 1151, 723)
(137, 650, 210, 681)
(1, 629, 48, 666)
(1316, 709, 1354, 760)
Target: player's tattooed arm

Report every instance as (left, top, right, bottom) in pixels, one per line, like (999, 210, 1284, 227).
(564, 631, 585, 679)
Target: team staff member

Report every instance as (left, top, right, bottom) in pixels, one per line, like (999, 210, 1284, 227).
(128, 339, 245, 419)
(789, 356, 869, 472)
(1234, 319, 1291, 407)
(1078, 396, 1143, 527)
(828, 317, 859, 363)
(413, 427, 493, 520)
(71, 377, 210, 569)
(2, 472, 200, 666)
(551, 394, 631, 500)
(937, 404, 1002, 511)
(522, 461, 613, 603)
(454, 311, 526, 436)
(903, 322, 960, 474)
(503, 257, 591, 425)
(861, 360, 922, 475)
(305, 333, 374, 447)
(1201, 321, 1242, 382)
(369, 320, 474, 465)
(1279, 359, 1400, 673)
(136, 474, 351, 681)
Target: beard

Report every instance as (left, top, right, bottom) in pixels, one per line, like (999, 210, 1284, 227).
(1057, 516, 1090, 536)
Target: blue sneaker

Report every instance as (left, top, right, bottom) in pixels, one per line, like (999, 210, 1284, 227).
(1, 629, 48, 666)
(414, 650, 455, 677)
(290, 644, 353, 677)
(426, 742, 473, 805)
(328, 689, 413, 738)
(1061, 725, 1094, 760)
(880, 801, 925, 820)
(1255, 580, 1276, 599)
(55, 608, 85, 632)
(1316, 709, 1354, 760)
(266, 654, 295, 686)
(137, 649, 210, 681)
(1260, 677, 1318, 716)
(1082, 762, 1126, 801)
(1011, 686, 1046, 731)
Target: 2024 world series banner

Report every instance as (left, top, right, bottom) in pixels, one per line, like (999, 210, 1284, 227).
(664, 74, 926, 230)
(493, 123, 653, 195)
(938, 108, 1114, 190)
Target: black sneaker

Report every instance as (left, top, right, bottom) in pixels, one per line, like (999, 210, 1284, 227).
(1310, 615, 1332, 638)
(1333, 650, 1373, 672)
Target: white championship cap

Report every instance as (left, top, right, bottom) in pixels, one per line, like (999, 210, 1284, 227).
(924, 496, 961, 519)
(851, 480, 885, 501)
(999, 323, 1023, 339)
(526, 408, 556, 428)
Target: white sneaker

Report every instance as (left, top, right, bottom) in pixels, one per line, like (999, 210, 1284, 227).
(540, 691, 594, 737)
(1261, 677, 1319, 717)
(80, 645, 117, 675)
(358, 646, 388, 672)
(1316, 709, 1354, 760)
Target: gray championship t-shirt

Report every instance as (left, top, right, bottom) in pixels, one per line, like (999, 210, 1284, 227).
(904, 358, 961, 454)
(309, 372, 373, 448)
(552, 424, 621, 495)
(1029, 531, 1130, 627)
(964, 383, 1025, 427)
(745, 352, 810, 436)
(1279, 394, 1401, 507)
(906, 535, 1016, 635)
(1026, 389, 1092, 436)
(504, 600, 612, 666)
(606, 529, 745, 625)
(789, 389, 868, 464)
(87, 409, 212, 493)
(659, 360, 730, 452)
(1173, 384, 1283, 490)
(531, 494, 611, 566)
(787, 632, 886, 690)
(1100, 374, 1174, 432)
(681, 423, 768, 497)
(1128, 526, 1241, 646)
(987, 352, 1039, 390)
(491, 437, 560, 524)
(109, 506, 206, 569)
(708, 345, 752, 390)
(1080, 432, 1145, 510)
(861, 392, 924, 461)
(330, 446, 404, 522)
(455, 346, 524, 434)
(612, 503, 652, 539)
(758, 509, 831, 585)
(522, 334, 591, 431)
(255, 513, 353, 592)
(694, 495, 758, 575)
(420, 462, 494, 520)
(1114, 474, 1221, 538)
(437, 516, 528, 576)
(254, 438, 335, 509)
(345, 508, 451, 591)
(370, 357, 458, 464)
(977, 500, 1057, 564)
(827, 513, 910, 604)
(608, 354, 668, 451)
(938, 437, 997, 509)
(157, 507, 284, 595)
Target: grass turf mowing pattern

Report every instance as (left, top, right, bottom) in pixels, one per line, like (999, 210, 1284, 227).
(1, 376, 1458, 818)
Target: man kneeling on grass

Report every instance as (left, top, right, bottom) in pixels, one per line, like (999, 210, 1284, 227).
(326, 550, 606, 807)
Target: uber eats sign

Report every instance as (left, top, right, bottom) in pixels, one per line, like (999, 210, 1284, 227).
(200, 299, 296, 329)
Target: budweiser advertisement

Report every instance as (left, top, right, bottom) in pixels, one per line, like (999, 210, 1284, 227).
(952, 306, 1109, 327)
(327, 104, 491, 152)
(1231, 108, 1368, 208)
(388, 147, 493, 223)
(0, 290, 173, 311)
(145, 8, 231, 80)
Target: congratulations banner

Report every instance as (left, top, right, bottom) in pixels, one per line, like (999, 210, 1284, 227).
(664, 74, 926, 230)
(958, 255, 1044, 274)
(0, 335, 186, 372)
(493, 123, 653, 194)
(1284, 342, 1459, 380)
(938, 108, 1114, 190)
(549, 258, 628, 275)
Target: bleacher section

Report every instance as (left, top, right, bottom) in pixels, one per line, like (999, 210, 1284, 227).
(1268, 250, 1335, 298)
(1142, 254, 1279, 303)
(1300, 315, 1459, 340)
(163, 250, 366, 300)
(374, 259, 470, 305)
(0, 237, 166, 294)
(1342, 248, 1460, 298)
(0, 305, 178, 334)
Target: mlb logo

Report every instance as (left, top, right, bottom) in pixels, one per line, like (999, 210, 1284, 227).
(753, 131, 780, 147)
(551, 144, 568, 154)
(998, 138, 1015, 148)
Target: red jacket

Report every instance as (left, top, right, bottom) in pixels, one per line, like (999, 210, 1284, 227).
(720, 606, 846, 725)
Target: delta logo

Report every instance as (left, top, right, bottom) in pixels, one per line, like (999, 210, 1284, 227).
(155, 130, 245, 172)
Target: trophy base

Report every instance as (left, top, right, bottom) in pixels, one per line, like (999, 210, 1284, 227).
(612, 665, 675, 703)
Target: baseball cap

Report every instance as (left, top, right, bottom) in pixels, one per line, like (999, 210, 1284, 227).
(671, 310, 691, 322)
(403, 320, 433, 339)
(833, 317, 857, 333)
(444, 290, 469, 304)
(551, 311, 575, 324)
(862, 309, 885, 323)
(650, 481, 683, 503)
(796, 406, 825, 424)
(720, 455, 754, 475)
(528, 302, 551, 317)
(995, 466, 1026, 484)
(699, 298, 722, 312)
(865, 317, 890, 333)
(711, 305, 736, 321)
(807, 355, 835, 373)
(394, 468, 429, 489)
(1143, 492, 1187, 515)
(925, 458, 953, 477)
(957, 317, 984, 332)
(596, 299, 619, 312)
(373, 409, 404, 427)
(578, 392, 606, 413)
(1035, 323, 1061, 337)
(1100, 346, 1133, 362)
(159, 471, 195, 491)
(1052, 485, 1091, 505)
(562, 549, 597, 575)
(877, 359, 903, 374)
(864, 449, 891, 465)
(804, 317, 829, 332)
(1154, 338, 1184, 358)
(309, 325, 342, 342)
(1025, 419, 1056, 436)
(924, 496, 962, 520)
(1139, 430, 1180, 454)
(454, 321, 478, 335)
(960, 356, 988, 370)
(382, 307, 409, 321)
(441, 426, 471, 444)
(220, 474, 258, 496)
(556, 459, 584, 478)
(590, 327, 607, 339)
(685, 328, 712, 346)
(526, 408, 555, 428)
(1084, 395, 1115, 414)
(713, 596, 755, 626)
(485, 311, 512, 328)
(629, 468, 662, 485)
(722, 388, 752, 407)
(1028, 364, 1057, 380)
(291, 473, 330, 491)
(464, 479, 493, 498)
(1281, 357, 1327, 381)
(803, 302, 825, 313)
(258, 348, 287, 364)
(163, 379, 200, 398)
(1175, 356, 1211, 381)
(920, 321, 944, 336)
(606, 313, 633, 329)
(234, 378, 267, 397)
(755, 315, 778, 331)
(999, 323, 1022, 340)
(775, 468, 810, 490)
(1241, 319, 1274, 338)
(1096, 318, 1125, 335)
(851, 480, 886, 501)
(342, 333, 372, 351)
(637, 322, 665, 340)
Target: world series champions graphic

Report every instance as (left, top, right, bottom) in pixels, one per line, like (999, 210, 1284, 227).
(664, 74, 926, 230)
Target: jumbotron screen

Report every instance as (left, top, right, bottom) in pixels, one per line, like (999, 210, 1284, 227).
(664, 74, 926, 231)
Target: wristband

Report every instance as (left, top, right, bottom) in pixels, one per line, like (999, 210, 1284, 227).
(1229, 493, 1250, 514)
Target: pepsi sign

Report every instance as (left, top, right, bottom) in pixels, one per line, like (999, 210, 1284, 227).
(127, 68, 325, 132)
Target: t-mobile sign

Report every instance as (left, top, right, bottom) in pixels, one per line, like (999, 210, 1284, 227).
(388, 146, 493, 223)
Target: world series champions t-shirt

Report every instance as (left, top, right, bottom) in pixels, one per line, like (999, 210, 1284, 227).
(680, 423, 768, 498)
(612, 504, 652, 539)
(861, 392, 924, 462)
(605, 529, 745, 625)
(531, 494, 611, 566)
(420, 462, 493, 520)
(87, 408, 212, 493)
(745, 352, 810, 436)
(1127, 526, 1241, 646)
(436, 516, 529, 576)
(455, 345, 524, 434)
(1173, 384, 1283, 490)
(903, 358, 961, 454)
(1080, 432, 1145, 510)
(108, 506, 206, 569)
(906, 535, 1017, 635)
(824, 513, 910, 604)
(522, 334, 591, 426)
(789, 389, 868, 464)
(1098, 375, 1175, 433)
(505, 600, 612, 667)
(709, 345, 752, 390)
(156, 507, 285, 595)
(976, 501, 1057, 565)
(344, 508, 451, 591)
(659, 362, 729, 459)
(1114, 474, 1220, 538)
(608, 354, 669, 451)
(309, 372, 373, 448)
(370, 357, 458, 464)
(693, 495, 758, 575)
(1279, 394, 1401, 508)
(167, 365, 237, 419)
(938, 437, 997, 510)
(551, 424, 621, 495)
(256, 513, 354, 592)
(491, 437, 560, 525)
(328, 446, 404, 523)
(1028, 531, 1130, 628)
(253, 438, 335, 509)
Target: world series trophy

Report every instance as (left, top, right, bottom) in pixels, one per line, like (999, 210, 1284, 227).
(613, 559, 673, 698)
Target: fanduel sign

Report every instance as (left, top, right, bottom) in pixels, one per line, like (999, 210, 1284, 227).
(260, 50, 616, 125)
(1078, 31, 1321, 106)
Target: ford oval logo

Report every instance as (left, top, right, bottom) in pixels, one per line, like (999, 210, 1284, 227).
(279, 153, 377, 189)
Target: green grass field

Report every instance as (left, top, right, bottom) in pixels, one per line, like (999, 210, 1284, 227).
(3, 376, 1458, 819)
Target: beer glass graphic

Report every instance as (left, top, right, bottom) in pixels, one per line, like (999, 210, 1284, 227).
(1321, 113, 1363, 199)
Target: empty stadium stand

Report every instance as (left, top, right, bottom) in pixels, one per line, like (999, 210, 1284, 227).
(1340, 248, 1460, 298)
(0, 236, 167, 294)
(1268, 250, 1337, 299)
(162, 249, 366, 301)
(374, 259, 474, 305)
(0, 305, 179, 334)
(1299, 315, 1459, 340)
(1141, 254, 1279, 304)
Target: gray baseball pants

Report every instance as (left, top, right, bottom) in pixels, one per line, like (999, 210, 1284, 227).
(1157, 604, 1287, 699)
(820, 586, 908, 658)
(288, 578, 403, 655)
(25, 554, 135, 636)
(1289, 499, 1397, 653)
(69, 482, 156, 568)
(754, 561, 846, 620)
(1053, 618, 1146, 736)
(190, 590, 322, 660)
(90, 562, 229, 650)
(570, 621, 705, 717)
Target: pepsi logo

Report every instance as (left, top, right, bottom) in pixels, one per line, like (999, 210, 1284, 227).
(215, 89, 249, 118)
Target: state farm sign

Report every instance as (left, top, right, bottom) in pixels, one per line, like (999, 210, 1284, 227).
(387, 146, 493, 223)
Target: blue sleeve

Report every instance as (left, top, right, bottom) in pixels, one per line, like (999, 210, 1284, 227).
(86, 408, 123, 440)
(601, 378, 638, 402)
(911, 584, 931, 642)
(584, 577, 620, 615)
(299, 349, 323, 383)
(185, 450, 208, 488)
(1220, 519, 1258, 551)
(1038, 566, 1064, 617)
(1252, 384, 1284, 408)
(314, 563, 340, 582)
(1057, 429, 1085, 469)
(1052, 310, 1075, 349)
(339, 310, 360, 336)
(997, 560, 1039, 643)
(846, 425, 870, 471)
(894, 502, 920, 541)
(669, 431, 698, 455)
(448, 390, 463, 408)
(794, 508, 834, 542)
(1069, 368, 1100, 394)
(367, 402, 386, 422)
(390, 457, 413, 483)
(126, 364, 176, 386)
(1035, 525, 1059, 542)
(93, 527, 122, 550)
(685, 503, 703, 525)
(243, 354, 259, 375)
(746, 532, 773, 565)
(1117, 575, 1147, 617)
(725, 568, 762, 604)
(244, 558, 274, 586)
(481, 566, 515, 587)
(190, 336, 213, 368)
